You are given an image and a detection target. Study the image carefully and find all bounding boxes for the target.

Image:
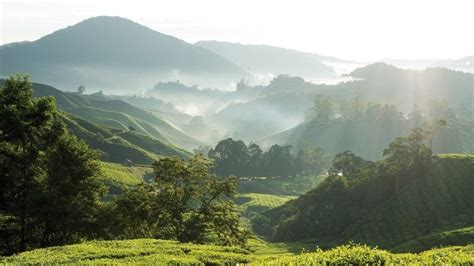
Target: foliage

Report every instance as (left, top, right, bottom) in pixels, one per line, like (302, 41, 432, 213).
(1, 239, 472, 264)
(102, 155, 249, 246)
(209, 138, 328, 178)
(254, 129, 474, 251)
(0, 74, 106, 254)
(328, 150, 366, 177)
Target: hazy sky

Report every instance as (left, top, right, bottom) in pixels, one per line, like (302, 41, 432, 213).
(1, 0, 473, 62)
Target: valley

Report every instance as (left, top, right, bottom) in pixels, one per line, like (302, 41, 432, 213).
(0, 11, 473, 264)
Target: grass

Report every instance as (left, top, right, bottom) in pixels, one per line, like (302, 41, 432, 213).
(435, 153, 474, 159)
(98, 162, 153, 186)
(394, 226, 474, 252)
(235, 193, 296, 217)
(1, 239, 472, 264)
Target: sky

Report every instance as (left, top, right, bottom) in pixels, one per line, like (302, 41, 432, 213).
(0, 0, 473, 62)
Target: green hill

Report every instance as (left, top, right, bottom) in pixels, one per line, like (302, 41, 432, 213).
(255, 154, 474, 252)
(16, 80, 204, 150)
(1, 239, 472, 264)
(60, 112, 190, 164)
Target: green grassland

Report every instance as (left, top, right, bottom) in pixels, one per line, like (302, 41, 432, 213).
(1, 239, 472, 264)
(27, 81, 203, 150)
(235, 193, 296, 217)
(98, 162, 153, 186)
(60, 112, 190, 164)
(237, 175, 326, 196)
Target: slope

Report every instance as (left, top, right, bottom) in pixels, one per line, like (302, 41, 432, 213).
(59, 112, 190, 164)
(256, 154, 474, 252)
(0, 16, 245, 90)
(196, 41, 352, 79)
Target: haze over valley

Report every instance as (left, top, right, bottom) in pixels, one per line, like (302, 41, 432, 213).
(1, 2, 473, 264)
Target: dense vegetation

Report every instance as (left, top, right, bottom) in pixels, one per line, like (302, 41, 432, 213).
(264, 90, 472, 160)
(1, 239, 472, 264)
(253, 130, 474, 252)
(0, 75, 246, 256)
(0, 75, 106, 254)
(208, 138, 329, 178)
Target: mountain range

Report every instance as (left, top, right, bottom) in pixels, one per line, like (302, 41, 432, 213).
(0, 16, 245, 91)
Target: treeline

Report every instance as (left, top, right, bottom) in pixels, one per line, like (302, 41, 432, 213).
(251, 127, 473, 247)
(206, 138, 329, 178)
(306, 92, 457, 126)
(0, 75, 247, 256)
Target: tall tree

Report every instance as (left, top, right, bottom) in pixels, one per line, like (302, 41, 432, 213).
(262, 145, 296, 177)
(383, 128, 433, 194)
(306, 94, 336, 122)
(295, 142, 329, 176)
(208, 138, 249, 177)
(106, 155, 248, 245)
(0, 74, 105, 254)
(328, 151, 366, 178)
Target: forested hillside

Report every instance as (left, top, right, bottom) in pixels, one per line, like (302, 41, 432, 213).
(0, 79, 203, 151)
(254, 146, 474, 252)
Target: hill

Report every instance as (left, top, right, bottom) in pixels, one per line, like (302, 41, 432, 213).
(210, 92, 312, 140)
(60, 112, 190, 164)
(196, 41, 354, 80)
(1, 239, 472, 264)
(382, 56, 473, 73)
(254, 154, 474, 252)
(0, 16, 245, 90)
(348, 63, 474, 114)
(27, 81, 203, 150)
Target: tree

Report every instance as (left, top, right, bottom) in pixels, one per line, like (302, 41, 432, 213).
(424, 119, 447, 149)
(0, 74, 105, 254)
(37, 133, 105, 246)
(208, 138, 249, 177)
(106, 155, 248, 246)
(262, 145, 296, 177)
(328, 151, 366, 177)
(306, 94, 336, 122)
(383, 128, 433, 194)
(248, 143, 263, 176)
(77, 85, 85, 94)
(295, 142, 329, 176)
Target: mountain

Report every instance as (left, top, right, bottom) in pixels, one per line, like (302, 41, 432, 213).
(0, 16, 245, 91)
(196, 41, 356, 81)
(253, 154, 474, 252)
(210, 93, 313, 141)
(348, 63, 474, 114)
(382, 56, 474, 73)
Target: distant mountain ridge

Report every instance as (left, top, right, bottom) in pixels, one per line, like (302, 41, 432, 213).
(0, 16, 245, 90)
(196, 40, 356, 80)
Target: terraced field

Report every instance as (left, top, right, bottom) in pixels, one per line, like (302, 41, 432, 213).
(235, 193, 297, 217)
(1, 239, 472, 264)
(98, 162, 153, 186)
